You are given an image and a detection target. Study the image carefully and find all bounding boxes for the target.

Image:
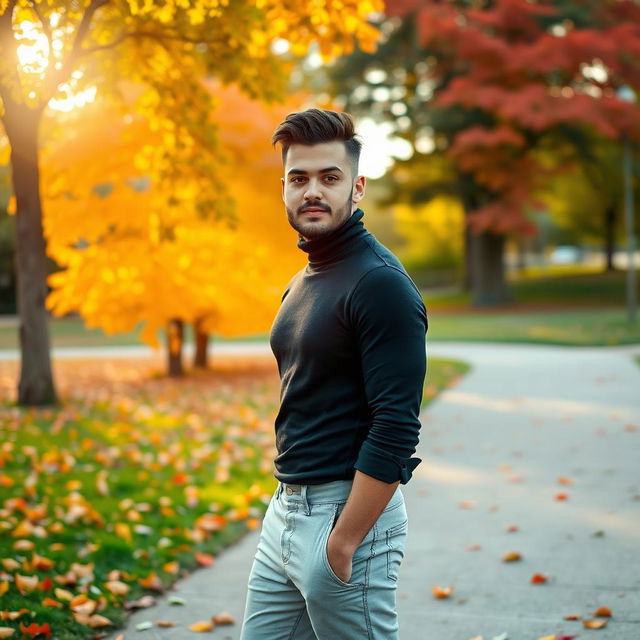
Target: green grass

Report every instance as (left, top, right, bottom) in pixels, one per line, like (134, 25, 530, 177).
(428, 308, 640, 346)
(0, 357, 466, 639)
(424, 268, 639, 310)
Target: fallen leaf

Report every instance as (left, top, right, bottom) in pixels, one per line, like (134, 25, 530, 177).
(211, 611, 235, 625)
(0, 629, 15, 639)
(506, 525, 519, 532)
(592, 606, 612, 617)
(41, 597, 63, 608)
(432, 584, 455, 598)
(583, 619, 608, 628)
(18, 623, 51, 639)
(168, 596, 186, 605)
(195, 553, 215, 567)
(124, 595, 156, 610)
(563, 613, 582, 620)
(491, 633, 509, 640)
(554, 493, 569, 501)
(15, 574, 38, 595)
(467, 544, 482, 551)
(502, 551, 522, 562)
(155, 621, 176, 627)
(105, 580, 129, 596)
(557, 476, 574, 485)
(135, 621, 153, 631)
(188, 620, 214, 632)
(458, 501, 476, 509)
(531, 573, 548, 584)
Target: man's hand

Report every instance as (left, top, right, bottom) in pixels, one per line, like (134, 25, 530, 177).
(326, 530, 357, 583)
(325, 470, 401, 583)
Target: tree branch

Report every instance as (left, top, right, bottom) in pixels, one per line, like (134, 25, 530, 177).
(29, 0, 52, 49)
(39, 0, 109, 108)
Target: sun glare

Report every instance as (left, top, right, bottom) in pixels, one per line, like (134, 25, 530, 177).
(15, 18, 97, 112)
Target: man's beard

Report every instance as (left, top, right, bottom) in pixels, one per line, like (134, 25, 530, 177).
(286, 187, 354, 241)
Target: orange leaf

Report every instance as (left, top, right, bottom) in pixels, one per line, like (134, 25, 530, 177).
(0, 628, 16, 638)
(554, 492, 569, 501)
(583, 619, 608, 628)
(502, 551, 522, 562)
(432, 584, 455, 598)
(195, 553, 215, 567)
(458, 501, 476, 509)
(138, 572, 164, 592)
(506, 524, 519, 532)
(0, 582, 8, 596)
(564, 613, 582, 620)
(531, 573, 548, 583)
(592, 606, 612, 617)
(41, 598, 63, 608)
(467, 544, 482, 551)
(155, 621, 176, 627)
(211, 611, 235, 625)
(557, 476, 574, 485)
(162, 561, 179, 574)
(188, 621, 214, 632)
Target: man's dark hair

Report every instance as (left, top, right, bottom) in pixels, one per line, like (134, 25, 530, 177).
(272, 108, 362, 178)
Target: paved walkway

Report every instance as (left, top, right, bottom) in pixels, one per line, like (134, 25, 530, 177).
(88, 341, 639, 639)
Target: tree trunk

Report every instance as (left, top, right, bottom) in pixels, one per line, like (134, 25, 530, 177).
(4, 104, 58, 406)
(469, 230, 512, 307)
(603, 204, 617, 272)
(462, 222, 472, 291)
(193, 316, 209, 368)
(167, 318, 184, 377)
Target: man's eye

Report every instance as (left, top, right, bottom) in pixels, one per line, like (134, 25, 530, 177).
(324, 175, 338, 182)
(291, 177, 306, 183)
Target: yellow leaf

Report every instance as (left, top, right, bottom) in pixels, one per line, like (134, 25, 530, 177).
(114, 522, 132, 543)
(188, 621, 214, 632)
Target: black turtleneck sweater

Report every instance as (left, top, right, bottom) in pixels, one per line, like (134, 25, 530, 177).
(269, 208, 428, 486)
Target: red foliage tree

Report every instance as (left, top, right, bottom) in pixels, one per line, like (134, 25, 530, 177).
(384, 0, 640, 304)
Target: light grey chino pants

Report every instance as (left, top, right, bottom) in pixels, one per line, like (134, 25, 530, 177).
(239, 478, 408, 639)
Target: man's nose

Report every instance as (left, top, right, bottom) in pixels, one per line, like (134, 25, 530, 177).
(303, 179, 323, 200)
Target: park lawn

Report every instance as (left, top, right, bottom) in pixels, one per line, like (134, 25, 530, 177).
(428, 307, 640, 345)
(0, 355, 466, 640)
(424, 266, 639, 310)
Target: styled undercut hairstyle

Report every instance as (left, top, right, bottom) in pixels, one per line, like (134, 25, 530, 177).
(271, 108, 363, 178)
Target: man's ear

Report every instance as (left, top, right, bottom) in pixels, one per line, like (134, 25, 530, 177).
(281, 176, 285, 201)
(352, 175, 366, 203)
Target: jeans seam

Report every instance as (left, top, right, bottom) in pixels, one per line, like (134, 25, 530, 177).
(287, 606, 308, 640)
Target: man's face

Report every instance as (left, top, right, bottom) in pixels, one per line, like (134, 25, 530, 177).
(281, 141, 366, 241)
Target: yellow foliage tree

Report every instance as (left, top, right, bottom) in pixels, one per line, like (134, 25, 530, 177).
(393, 197, 465, 281)
(0, 0, 383, 405)
(41, 85, 308, 375)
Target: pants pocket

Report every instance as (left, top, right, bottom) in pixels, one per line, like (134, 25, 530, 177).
(385, 518, 408, 581)
(322, 504, 364, 588)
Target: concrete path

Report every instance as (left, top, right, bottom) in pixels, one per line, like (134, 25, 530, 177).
(92, 341, 639, 639)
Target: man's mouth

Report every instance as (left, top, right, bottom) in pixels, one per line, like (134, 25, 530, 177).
(301, 208, 328, 214)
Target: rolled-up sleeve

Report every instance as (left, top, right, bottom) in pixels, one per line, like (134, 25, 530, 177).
(347, 265, 428, 484)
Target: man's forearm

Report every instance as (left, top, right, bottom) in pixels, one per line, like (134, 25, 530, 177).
(331, 470, 400, 552)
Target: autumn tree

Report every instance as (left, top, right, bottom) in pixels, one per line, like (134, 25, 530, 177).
(0, 0, 382, 405)
(326, 0, 640, 305)
(41, 84, 308, 376)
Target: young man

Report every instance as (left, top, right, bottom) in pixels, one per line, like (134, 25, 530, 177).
(239, 108, 428, 639)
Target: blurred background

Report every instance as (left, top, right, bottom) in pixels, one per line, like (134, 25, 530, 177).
(1, 0, 639, 394)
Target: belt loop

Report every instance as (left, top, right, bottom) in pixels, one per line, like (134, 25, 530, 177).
(301, 484, 310, 516)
